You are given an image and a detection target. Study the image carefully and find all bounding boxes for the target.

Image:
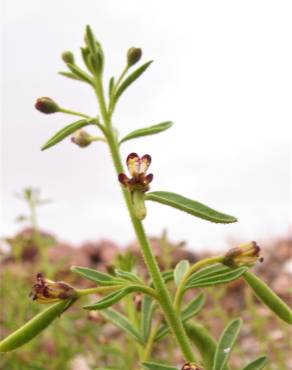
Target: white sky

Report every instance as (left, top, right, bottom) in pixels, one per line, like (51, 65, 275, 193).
(1, 0, 291, 251)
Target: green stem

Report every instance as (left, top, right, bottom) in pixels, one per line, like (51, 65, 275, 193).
(76, 285, 123, 296)
(93, 74, 196, 362)
(59, 108, 90, 119)
(174, 256, 224, 313)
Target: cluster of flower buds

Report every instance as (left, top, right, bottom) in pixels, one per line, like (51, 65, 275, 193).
(127, 47, 142, 67)
(181, 363, 203, 370)
(30, 273, 77, 304)
(35, 97, 60, 114)
(71, 129, 93, 148)
(224, 241, 263, 268)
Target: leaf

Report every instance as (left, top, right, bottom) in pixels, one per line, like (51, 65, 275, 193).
(114, 61, 153, 102)
(71, 266, 124, 286)
(174, 260, 190, 286)
(141, 295, 156, 341)
(240, 356, 268, 370)
(244, 271, 292, 324)
(155, 293, 205, 341)
(182, 293, 206, 320)
(185, 322, 217, 370)
(108, 76, 115, 97)
(83, 285, 148, 310)
(0, 299, 75, 352)
(58, 71, 83, 81)
(185, 266, 248, 289)
(85, 25, 98, 54)
(66, 63, 93, 84)
(100, 308, 144, 344)
(119, 121, 173, 144)
(41, 119, 94, 151)
(212, 318, 242, 370)
(141, 362, 177, 370)
(145, 192, 237, 224)
(114, 269, 143, 284)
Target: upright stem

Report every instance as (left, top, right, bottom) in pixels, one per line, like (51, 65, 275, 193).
(106, 129, 196, 362)
(93, 74, 196, 362)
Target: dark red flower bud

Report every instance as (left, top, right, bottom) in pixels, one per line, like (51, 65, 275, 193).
(181, 363, 203, 370)
(35, 97, 59, 114)
(224, 241, 263, 267)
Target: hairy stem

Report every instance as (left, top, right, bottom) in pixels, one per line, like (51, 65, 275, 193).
(93, 75, 196, 362)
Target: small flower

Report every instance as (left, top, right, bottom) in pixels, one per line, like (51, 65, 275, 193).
(71, 130, 92, 148)
(224, 241, 263, 268)
(181, 363, 203, 370)
(118, 153, 153, 193)
(127, 47, 142, 67)
(35, 97, 60, 114)
(30, 273, 77, 304)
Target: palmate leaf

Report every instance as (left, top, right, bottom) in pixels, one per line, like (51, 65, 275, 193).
(71, 266, 124, 286)
(240, 356, 268, 370)
(141, 362, 177, 370)
(41, 119, 94, 151)
(212, 318, 242, 370)
(155, 293, 205, 341)
(185, 265, 248, 289)
(114, 61, 153, 102)
(100, 308, 144, 344)
(145, 192, 237, 224)
(119, 121, 173, 144)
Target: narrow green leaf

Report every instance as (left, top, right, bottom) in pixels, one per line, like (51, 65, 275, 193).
(83, 285, 148, 310)
(85, 25, 98, 54)
(212, 318, 242, 370)
(186, 264, 229, 282)
(174, 260, 190, 286)
(141, 362, 177, 370)
(185, 322, 218, 370)
(145, 192, 237, 224)
(240, 356, 268, 370)
(66, 63, 93, 84)
(155, 293, 205, 341)
(0, 300, 75, 352)
(41, 119, 93, 151)
(182, 293, 206, 320)
(100, 308, 144, 344)
(58, 71, 83, 81)
(244, 271, 292, 324)
(114, 61, 153, 102)
(186, 267, 248, 289)
(119, 121, 173, 144)
(71, 266, 124, 286)
(115, 269, 143, 284)
(141, 295, 155, 341)
(108, 76, 115, 97)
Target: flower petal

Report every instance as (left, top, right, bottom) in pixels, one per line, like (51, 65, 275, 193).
(118, 173, 130, 186)
(140, 154, 151, 174)
(127, 153, 140, 176)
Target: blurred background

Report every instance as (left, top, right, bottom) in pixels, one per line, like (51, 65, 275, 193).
(1, 2, 292, 369)
(1, 0, 291, 250)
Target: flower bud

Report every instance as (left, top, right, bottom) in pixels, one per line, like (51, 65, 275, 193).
(127, 47, 142, 67)
(62, 51, 75, 64)
(71, 130, 92, 148)
(224, 241, 263, 268)
(181, 363, 203, 370)
(30, 273, 77, 304)
(35, 97, 59, 114)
